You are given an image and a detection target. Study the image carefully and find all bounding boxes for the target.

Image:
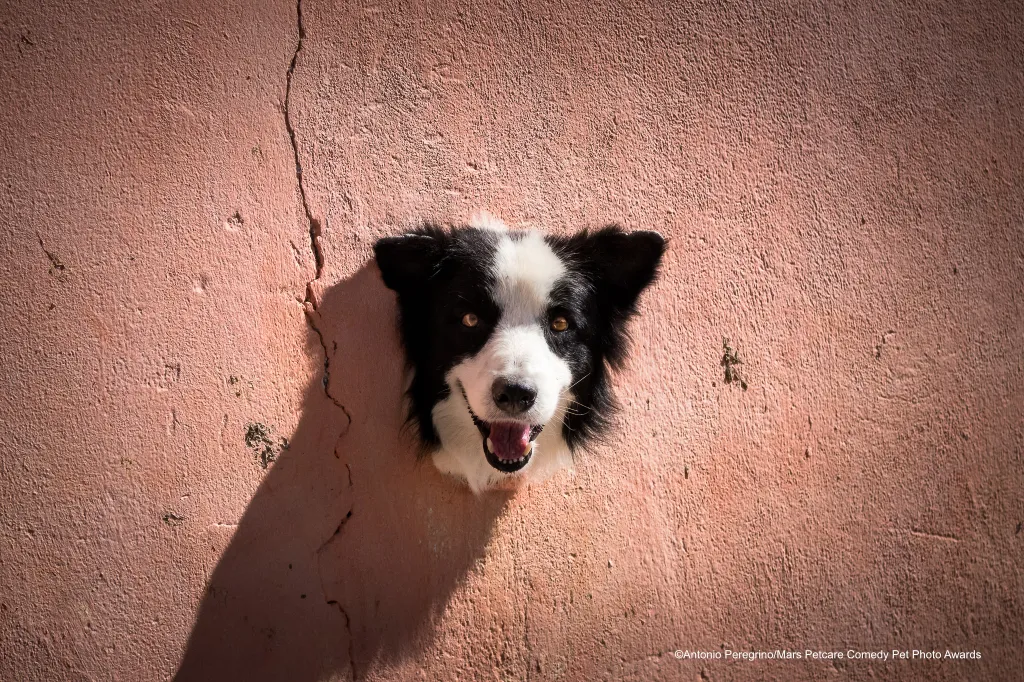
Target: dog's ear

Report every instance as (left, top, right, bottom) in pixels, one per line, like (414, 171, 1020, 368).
(373, 230, 446, 293)
(579, 226, 666, 312)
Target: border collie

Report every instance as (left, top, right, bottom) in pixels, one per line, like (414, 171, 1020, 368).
(374, 216, 665, 493)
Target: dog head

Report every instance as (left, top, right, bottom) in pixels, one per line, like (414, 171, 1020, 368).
(374, 217, 665, 492)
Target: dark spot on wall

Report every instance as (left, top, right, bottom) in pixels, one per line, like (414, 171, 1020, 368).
(874, 330, 897, 359)
(720, 339, 748, 390)
(244, 422, 289, 469)
(226, 211, 245, 231)
(36, 233, 67, 280)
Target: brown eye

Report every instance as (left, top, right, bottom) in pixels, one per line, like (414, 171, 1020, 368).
(550, 316, 569, 332)
(462, 313, 478, 328)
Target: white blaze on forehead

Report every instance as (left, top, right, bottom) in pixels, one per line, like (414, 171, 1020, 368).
(491, 231, 566, 324)
(469, 211, 509, 232)
(438, 226, 575, 491)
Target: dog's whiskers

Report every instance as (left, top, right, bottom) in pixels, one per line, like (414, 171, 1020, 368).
(567, 399, 591, 414)
(568, 372, 592, 391)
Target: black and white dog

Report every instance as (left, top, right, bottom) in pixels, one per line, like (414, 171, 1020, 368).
(374, 216, 665, 493)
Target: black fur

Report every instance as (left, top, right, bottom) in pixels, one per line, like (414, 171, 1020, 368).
(374, 223, 665, 457)
(374, 224, 501, 447)
(544, 226, 666, 450)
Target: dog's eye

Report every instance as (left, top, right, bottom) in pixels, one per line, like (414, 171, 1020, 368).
(550, 316, 569, 332)
(462, 313, 479, 328)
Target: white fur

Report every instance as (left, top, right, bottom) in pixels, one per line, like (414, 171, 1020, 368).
(432, 230, 575, 492)
(431, 390, 574, 494)
(468, 211, 510, 232)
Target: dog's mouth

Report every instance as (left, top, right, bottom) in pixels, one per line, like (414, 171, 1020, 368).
(460, 387, 543, 473)
(479, 420, 544, 473)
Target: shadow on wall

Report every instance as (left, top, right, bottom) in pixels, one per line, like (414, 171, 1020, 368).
(175, 264, 511, 681)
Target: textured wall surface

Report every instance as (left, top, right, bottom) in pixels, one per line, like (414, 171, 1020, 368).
(1, 0, 1022, 680)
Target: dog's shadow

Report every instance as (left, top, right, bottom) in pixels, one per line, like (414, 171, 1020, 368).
(175, 265, 510, 681)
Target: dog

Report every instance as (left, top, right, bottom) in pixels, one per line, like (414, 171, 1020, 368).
(374, 215, 665, 493)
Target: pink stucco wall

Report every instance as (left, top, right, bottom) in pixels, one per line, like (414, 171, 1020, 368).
(2, 0, 1022, 680)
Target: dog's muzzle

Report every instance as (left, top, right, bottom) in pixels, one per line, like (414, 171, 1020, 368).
(459, 384, 543, 473)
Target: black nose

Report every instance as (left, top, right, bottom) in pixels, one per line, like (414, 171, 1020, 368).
(491, 378, 537, 415)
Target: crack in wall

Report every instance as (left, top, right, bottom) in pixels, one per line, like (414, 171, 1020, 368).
(283, 2, 356, 677)
(284, 0, 323, 280)
(283, 0, 353, 432)
(316, 508, 357, 680)
(304, 304, 354, 427)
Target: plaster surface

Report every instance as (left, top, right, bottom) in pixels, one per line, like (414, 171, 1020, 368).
(1, 0, 1022, 680)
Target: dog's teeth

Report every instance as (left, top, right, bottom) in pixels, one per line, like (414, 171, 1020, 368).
(486, 437, 494, 452)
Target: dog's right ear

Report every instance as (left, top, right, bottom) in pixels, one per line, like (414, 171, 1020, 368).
(373, 231, 446, 292)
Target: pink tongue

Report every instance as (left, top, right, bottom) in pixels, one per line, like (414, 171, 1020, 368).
(489, 422, 532, 461)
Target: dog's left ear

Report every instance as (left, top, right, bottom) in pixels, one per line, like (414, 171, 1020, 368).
(373, 229, 447, 293)
(581, 226, 666, 312)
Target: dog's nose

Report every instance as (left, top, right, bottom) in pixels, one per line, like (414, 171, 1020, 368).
(491, 378, 537, 415)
